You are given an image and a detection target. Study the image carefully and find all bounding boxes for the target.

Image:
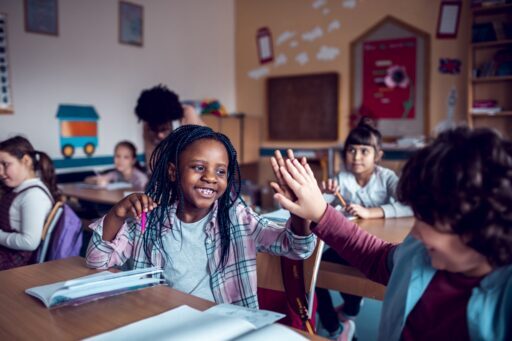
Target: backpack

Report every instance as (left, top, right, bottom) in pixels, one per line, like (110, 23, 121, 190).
(46, 204, 83, 261)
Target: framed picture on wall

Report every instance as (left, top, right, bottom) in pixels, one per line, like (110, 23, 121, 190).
(119, 1, 143, 47)
(0, 13, 14, 114)
(436, 1, 461, 39)
(24, 0, 59, 36)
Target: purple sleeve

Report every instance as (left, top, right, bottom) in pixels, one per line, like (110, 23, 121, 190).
(312, 205, 396, 285)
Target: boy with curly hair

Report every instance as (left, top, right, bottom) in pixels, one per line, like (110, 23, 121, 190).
(272, 127, 512, 340)
(135, 84, 205, 165)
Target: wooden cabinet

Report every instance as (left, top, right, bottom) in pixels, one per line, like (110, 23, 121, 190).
(468, 3, 512, 139)
(202, 113, 261, 164)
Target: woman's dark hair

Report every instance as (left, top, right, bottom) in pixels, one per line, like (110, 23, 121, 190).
(0, 136, 60, 201)
(397, 127, 512, 267)
(144, 125, 241, 268)
(343, 116, 382, 161)
(134, 84, 184, 129)
(114, 140, 144, 171)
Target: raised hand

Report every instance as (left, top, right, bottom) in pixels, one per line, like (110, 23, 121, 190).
(270, 149, 303, 201)
(273, 158, 327, 223)
(321, 178, 339, 194)
(112, 193, 158, 219)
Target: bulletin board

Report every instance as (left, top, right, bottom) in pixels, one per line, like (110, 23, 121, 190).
(267, 72, 339, 141)
(362, 37, 417, 120)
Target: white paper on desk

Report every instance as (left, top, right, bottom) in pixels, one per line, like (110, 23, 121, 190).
(204, 303, 285, 329)
(86, 305, 260, 341)
(323, 194, 357, 221)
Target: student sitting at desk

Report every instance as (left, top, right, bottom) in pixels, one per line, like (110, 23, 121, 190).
(317, 117, 413, 339)
(85, 141, 148, 191)
(272, 127, 512, 340)
(86, 125, 316, 308)
(0, 136, 60, 270)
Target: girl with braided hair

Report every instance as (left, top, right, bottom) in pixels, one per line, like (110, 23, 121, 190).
(86, 125, 316, 308)
(0, 135, 60, 270)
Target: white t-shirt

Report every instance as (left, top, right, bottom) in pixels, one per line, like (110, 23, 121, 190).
(0, 178, 53, 251)
(162, 213, 214, 302)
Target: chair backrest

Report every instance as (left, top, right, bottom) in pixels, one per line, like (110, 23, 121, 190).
(257, 240, 325, 318)
(37, 201, 64, 263)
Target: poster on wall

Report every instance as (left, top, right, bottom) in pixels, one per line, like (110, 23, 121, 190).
(362, 37, 417, 120)
(0, 13, 13, 114)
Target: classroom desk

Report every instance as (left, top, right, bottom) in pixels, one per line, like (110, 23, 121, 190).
(59, 183, 135, 205)
(316, 217, 414, 300)
(0, 257, 324, 340)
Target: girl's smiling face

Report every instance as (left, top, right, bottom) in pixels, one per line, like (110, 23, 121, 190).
(172, 138, 229, 222)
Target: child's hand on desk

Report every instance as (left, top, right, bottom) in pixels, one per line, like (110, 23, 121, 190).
(345, 204, 369, 219)
(95, 176, 109, 188)
(321, 178, 339, 194)
(273, 156, 327, 223)
(111, 193, 158, 220)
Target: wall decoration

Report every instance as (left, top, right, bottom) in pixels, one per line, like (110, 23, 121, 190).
(295, 52, 309, 65)
(275, 53, 287, 66)
(276, 31, 295, 46)
(362, 37, 417, 120)
(328, 20, 341, 32)
(119, 1, 143, 47)
(56, 105, 99, 158)
(439, 58, 461, 74)
(290, 40, 299, 48)
(248, 66, 269, 80)
(24, 0, 58, 36)
(436, 1, 461, 39)
(343, 0, 357, 9)
(322, 8, 331, 15)
(312, 0, 327, 9)
(302, 26, 323, 42)
(0, 13, 13, 114)
(256, 27, 274, 64)
(317, 46, 340, 61)
(351, 16, 430, 138)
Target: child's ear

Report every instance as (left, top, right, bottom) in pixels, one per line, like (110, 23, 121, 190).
(168, 163, 177, 181)
(21, 154, 33, 168)
(375, 150, 384, 163)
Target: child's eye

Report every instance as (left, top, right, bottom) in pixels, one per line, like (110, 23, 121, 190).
(216, 168, 227, 176)
(193, 165, 205, 172)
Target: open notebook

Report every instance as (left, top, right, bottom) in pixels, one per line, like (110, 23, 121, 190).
(86, 304, 307, 341)
(77, 182, 133, 190)
(25, 268, 164, 308)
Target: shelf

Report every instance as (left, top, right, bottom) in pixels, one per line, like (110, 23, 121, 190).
(472, 3, 512, 16)
(472, 39, 512, 48)
(471, 111, 512, 116)
(472, 75, 512, 82)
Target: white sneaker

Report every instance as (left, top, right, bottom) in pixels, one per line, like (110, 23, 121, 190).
(337, 320, 356, 341)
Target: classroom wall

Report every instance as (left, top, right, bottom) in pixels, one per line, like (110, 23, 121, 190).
(235, 0, 470, 141)
(0, 0, 235, 167)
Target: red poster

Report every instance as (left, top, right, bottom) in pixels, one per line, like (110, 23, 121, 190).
(362, 37, 416, 120)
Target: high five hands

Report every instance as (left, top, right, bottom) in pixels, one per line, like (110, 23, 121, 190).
(270, 149, 327, 223)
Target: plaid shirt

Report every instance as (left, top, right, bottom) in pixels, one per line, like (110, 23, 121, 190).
(86, 201, 316, 309)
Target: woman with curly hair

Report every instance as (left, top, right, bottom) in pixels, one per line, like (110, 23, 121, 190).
(134, 84, 205, 167)
(271, 126, 512, 340)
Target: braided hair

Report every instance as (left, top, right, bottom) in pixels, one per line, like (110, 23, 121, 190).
(144, 125, 241, 268)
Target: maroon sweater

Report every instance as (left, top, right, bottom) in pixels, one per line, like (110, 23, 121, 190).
(313, 205, 480, 340)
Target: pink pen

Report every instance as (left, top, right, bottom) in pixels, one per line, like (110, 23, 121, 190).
(140, 211, 147, 234)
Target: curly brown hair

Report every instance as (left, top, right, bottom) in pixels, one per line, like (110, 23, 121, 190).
(397, 127, 512, 267)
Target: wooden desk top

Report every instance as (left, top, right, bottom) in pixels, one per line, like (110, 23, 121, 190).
(0, 257, 323, 340)
(59, 183, 134, 205)
(355, 216, 414, 244)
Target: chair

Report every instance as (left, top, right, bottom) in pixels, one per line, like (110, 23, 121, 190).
(257, 240, 325, 330)
(36, 201, 64, 263)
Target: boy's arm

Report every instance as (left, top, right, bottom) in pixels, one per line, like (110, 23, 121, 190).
(142, 123, 156, 171)
(313, 205, 396, 285)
